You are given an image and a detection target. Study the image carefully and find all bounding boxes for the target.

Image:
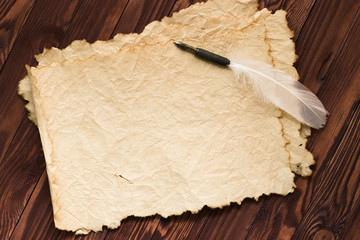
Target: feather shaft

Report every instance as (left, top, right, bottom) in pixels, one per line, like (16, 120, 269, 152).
(229, 60, 327, 129)
(173, 42, 327, 128)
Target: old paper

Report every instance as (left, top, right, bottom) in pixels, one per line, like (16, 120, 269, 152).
(21, 1, 313, 176)
(19, 0, 314, 234)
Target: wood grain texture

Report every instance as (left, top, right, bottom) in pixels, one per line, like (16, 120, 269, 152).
(293, 102, 360, 239)
(0, 116, 44, 240)
(258, 0, 316, 40)
(0, 0, 36, 70)
(111, 0, 177, 35)
(0, 1, 81, 239)
(150, 209, 210, 239)
(4, 0, 134, 238)
(340, 201, 360, 240)
(0, 0, 79, 165)
(0, 0, 359, 239)
(10, 171, 109, 240)
(295, 0, 360, 92)
(59, 0, 129, 45)
(197, 201, 264, 240)
(241, 2, 360, 239)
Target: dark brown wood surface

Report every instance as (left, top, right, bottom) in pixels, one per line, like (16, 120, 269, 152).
(0, 0, 359, 239)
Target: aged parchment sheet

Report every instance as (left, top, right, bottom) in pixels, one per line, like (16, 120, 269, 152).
(19, 0, 314, 233)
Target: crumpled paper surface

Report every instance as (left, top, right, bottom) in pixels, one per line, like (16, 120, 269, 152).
(19, 0, 314, 234)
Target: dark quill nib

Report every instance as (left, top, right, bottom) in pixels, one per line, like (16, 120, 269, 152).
(173, 41, 230, 67)
(173, 42, 197, 54)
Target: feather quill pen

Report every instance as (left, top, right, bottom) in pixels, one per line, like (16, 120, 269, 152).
(174, 42, 327, 129)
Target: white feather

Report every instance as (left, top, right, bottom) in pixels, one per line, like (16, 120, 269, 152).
(229, 59, 327, 129)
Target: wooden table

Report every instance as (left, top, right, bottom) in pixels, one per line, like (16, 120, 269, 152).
(0, 0, 359, 239)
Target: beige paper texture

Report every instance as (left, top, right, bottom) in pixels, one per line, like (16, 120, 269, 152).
(19, 0, 314, 234)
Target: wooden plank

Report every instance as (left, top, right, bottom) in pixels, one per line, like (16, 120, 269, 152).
(303, 7, 360, 162)
(259, 0, 295, 10)
(106, 217, 143, 240)
(10, 171, 108, 240)
(171, 0, 206, 15)
(292, 10, 360, 238)
(182, 207, 212, 239)
(243, 106, 360, 239)
(111, 0, 178, 35)
(0, 0, 81, 238)
(58, 0, 128, 45)
(0, 0, 80, 170)
(340, 202, 360, 239)
(150, 211, 207, 239)
(0, 116, 44, 240)
(105, 216, 161, 240)
(241, 5, 360, 239)
(259, 0, 316, 40)
(240, 177, 313, 239)
(0, 0, 36, 70)
(107, 213, 172, 240)
(6, 0, 133, 238)
(292, 102, 360, 239)
(196, 201, 264, 240)
(129, 216, 161, 239)
(295, 0, 360, 92)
